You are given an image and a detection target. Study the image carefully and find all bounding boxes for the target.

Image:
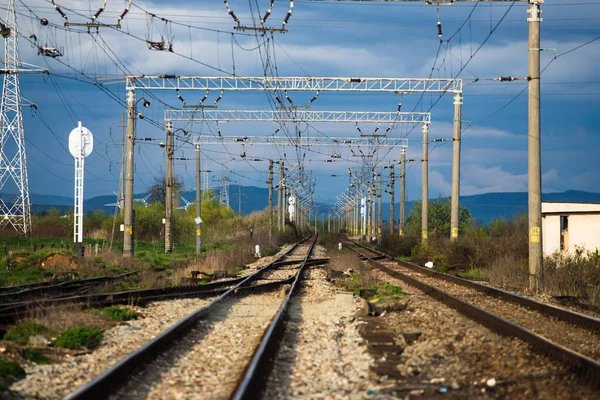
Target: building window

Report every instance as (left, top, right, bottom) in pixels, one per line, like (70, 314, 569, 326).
(560, 215, 569, 251)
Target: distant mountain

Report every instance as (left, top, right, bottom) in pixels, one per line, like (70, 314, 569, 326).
(20, 189, 600, 225)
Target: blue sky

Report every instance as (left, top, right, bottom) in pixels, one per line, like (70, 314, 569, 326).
(3, 0, 599, 204)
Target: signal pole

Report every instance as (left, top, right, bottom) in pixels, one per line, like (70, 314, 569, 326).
(421, 123, 429, 243)
(164, 121, 174, 253)
(123, 89, 135, 257)
(450, 92, 462, 241)
(268, 160, 274, 240)
(400, 149, 406, 236)
(389, 165, 395, 234)
(195, 140, 202, 255)
(528, 0, 543, 291)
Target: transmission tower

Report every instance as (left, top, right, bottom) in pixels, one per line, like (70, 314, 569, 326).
(219, 171, 230, 208)
(0, 0, 35, 235)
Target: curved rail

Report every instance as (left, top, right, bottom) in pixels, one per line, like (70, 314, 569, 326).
(347, 238, 600, 333)
(63, 235, 316, 400)
(341, 237, 600, 388)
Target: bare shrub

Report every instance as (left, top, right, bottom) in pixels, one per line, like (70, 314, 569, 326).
(544, 249, 600, 308)
(484, 254, 528, 291)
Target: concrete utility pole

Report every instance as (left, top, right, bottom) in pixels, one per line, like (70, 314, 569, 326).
(119, 113, 125, 211)
(164, 121, 174, 253)
(528, 0, 543, 291)
(421, 123, 429, 243)
(268, 160, 274, 240)
(123, 89, 136, 257)
(389, 165, 395, 234)
(195, 141, 202, 255)
(328, 205, 331, 233)
(238, 184, 242, 214)
(354, 194, 359, 237)
(377, 172, 382, 243)
(400, 149, 406, 236)
(450, 92, 463, 241)
(371, 184, 376, 239)
(277, 162, 283, 231)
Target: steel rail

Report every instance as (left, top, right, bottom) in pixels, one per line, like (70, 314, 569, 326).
(63, 235, 315, 400)
(340, 238, 600, 388)
(348, 239, 600, 333)
(232, 235, 318, 400)
(0, 255, 327, 325)
(0, 271, 139, 301)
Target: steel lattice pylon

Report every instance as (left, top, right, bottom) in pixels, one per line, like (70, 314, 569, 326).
(219, 171, 230, 208)
(0, 0, 30, 235)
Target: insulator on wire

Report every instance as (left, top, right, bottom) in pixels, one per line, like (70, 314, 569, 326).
(176, 89, 187, 107)
(437, 19, 443, 42)
(261, 0, 274, 25)
(307, 90, 320, 107)
(283, 0, 294, 26)
(224, 0, 240, 26)
(372, 122, 380, 135)
(284, 90, 293, 105)
(213, 90, 224, 106)
(199, 89, 209, 105)
(355, 122, 363, 135)
(92, 1, 107, 21)
(397, 102, 402, 112)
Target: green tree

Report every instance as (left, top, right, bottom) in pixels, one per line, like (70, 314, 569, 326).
(405, 197, 471, 237)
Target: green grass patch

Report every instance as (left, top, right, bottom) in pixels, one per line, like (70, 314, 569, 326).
(3, 322, 52, 345)
(456, 268, 485, 281)
(55, 326, 103, 350)
(0, 358, 26, 390)
(87, 306, 137, 322)
(368, 283, 407, 302)
(0, 267, 46, 287)
(21, 348, 49, 365)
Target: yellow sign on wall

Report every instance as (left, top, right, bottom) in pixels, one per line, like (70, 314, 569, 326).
(530, 227, 540, 243)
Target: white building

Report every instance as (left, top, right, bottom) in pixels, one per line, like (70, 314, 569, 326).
(541, 202, 600, 256)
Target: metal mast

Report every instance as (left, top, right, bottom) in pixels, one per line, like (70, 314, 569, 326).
(219, 171, 230, 208)
(0, 0, 30, 235)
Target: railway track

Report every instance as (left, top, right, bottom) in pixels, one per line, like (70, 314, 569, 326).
(62, 235, 322, 400)
(0, 271, 138, 303)
(340, 237, 600, 389)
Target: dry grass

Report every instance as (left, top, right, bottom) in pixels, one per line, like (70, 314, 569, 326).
(544, 250, 600, 308)
(484, 254, 529, 292)
(328, 250, 380, 292)
(23, 303, 112, 332)
(328, 250, 361, 272)
(171, 244, 252, 284)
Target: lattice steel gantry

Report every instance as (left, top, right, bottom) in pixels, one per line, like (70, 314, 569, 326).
(0, 0, 38, 235)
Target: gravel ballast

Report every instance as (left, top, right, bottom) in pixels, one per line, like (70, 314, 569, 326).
(11, 297, 215, 399)
(264, 263, 385, 399)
